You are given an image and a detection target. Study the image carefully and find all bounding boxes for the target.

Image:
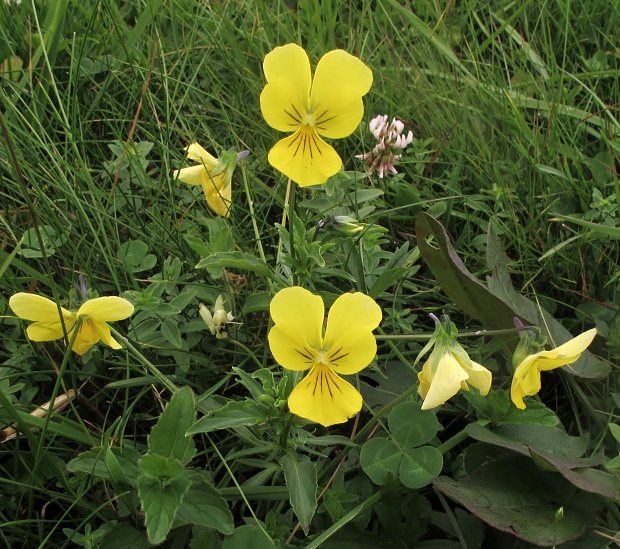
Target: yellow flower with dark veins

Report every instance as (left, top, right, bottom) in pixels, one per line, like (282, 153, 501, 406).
(174, 143, 245, 217)
(9, 293, 134, 356)
(511, 328, 597, 410)
(268, 287, 381, 426)
(260, 43, 373, 187)
(417, 315, 492, 410)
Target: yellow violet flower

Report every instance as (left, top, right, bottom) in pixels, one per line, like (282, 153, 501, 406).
(174, 144, 248, 217)
(511, 328, 597, 410)
(9, 293, 134, 356)
(268, 286, 381, 426)
(260, 43, 373, 187)
(417, 315, 492, 410)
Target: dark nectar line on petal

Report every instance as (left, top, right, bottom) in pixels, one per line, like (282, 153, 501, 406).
(309, 132, 323, 157)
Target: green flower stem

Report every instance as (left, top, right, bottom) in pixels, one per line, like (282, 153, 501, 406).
(275, 177, 297, 285)
(303, 490, 383, 549)
(288, 179, 298, 286)
(436, 424, 480, 454)
(376, 325, 537, 341)
(228, 339, 264, 370)
(207, 434, 275, 543)
(376, 327, 417, 374)
(240, 164, 268, 267)
(110, 327, 178, 394)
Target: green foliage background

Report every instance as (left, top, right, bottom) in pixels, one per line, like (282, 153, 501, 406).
(1, 0, 620, 547)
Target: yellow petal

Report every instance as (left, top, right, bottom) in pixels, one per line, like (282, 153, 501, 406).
(324, 292, 381, 338)
(511, 360, 542, 410)
(309, 50, 372, 138)
(288, 364, 362, 426)
(533, 328, 597, 370)
(26, 321, 74, 342)
(263, 44, 311, 104)
(457, 358, 492, 396)
(71, 320, 101, 355)
(9, 293, 73, 323)
(185, 143, 218, 169)
(312, 90, 365, 139)
(310, 49, 372, 114)
(268, 323, 316, 372)
(174, 164, 211, 186)
(323, 292, 381, 375)
(420, 350, 469, 410)
(205, 178, 231, 217)
(324, 328, 377, 375)
(77, 297, 134, 322)
(269, 287, 324, 350)
(268, 128, 342, 187)
(91, 320, 122, 349)
(260, 79, 307, 133)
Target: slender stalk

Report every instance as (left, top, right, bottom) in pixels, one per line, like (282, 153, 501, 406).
(240, 164, 268, 266)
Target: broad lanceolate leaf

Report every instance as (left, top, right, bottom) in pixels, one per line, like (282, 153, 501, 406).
(137, 456, 191, 545)
(186, 400, 269, 434)
(148, 386, 196, 465)
(465, 423, 598, 467)
(195, 251, 274, 279)
(175, 472, 234, 534)
(281, 451, 317, 534)
(222, 525, 276, 549)
(415, 212, 520, 354)
(433, 455, 599, 546)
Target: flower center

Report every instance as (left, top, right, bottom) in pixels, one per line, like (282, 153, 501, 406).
(302, 112, 315, 127)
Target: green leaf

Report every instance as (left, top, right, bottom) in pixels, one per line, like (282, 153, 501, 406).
(433, 455, 598, 546)
(528, 449, 620, 501)
(465, 423, 603, 468)
(119, 240, 157, 273)
(388, 401, 439, 448)
(368, 267, 407, 298)
(186, 400, 267, 434)
(360, 437, 401, 485)
(148, 387, 196, 465)
(161, 318, 183, 348)
(175, 476, 234, 534)
(609, 423, 620, 444)
(399, 446, 443, 489)
(222, 525, 275, 549)
(67, 445, 141, 484)
(137, 463, 191, 545)
(195, 251, 273, 278)
(139, 454, 185, 482)
(415, 212, 520, 353)
(242, 291, 272, 314)
(100, 522, 150, 549)
(281, 451, 317, 534)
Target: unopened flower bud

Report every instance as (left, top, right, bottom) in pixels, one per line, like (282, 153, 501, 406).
(199, 295, 234, 339)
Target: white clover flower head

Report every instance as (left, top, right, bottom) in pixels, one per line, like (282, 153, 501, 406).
(357, 114, 413, 177)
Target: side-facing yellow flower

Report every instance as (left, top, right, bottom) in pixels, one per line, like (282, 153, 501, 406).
(260, 43, 373, 187)
(417, 315, 492, 410)
(268, 286, 381, 426)
(174, 144, 247, 217)
(511, 328, 597, 410)
(9, 293, 134, 356)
